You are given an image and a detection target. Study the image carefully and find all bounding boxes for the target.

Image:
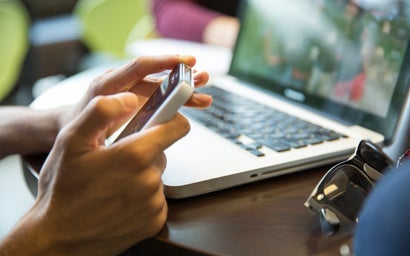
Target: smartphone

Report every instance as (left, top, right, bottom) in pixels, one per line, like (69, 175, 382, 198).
(106, 63, 194, 144)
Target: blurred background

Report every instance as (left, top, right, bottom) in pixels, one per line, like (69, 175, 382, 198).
(0, 0, 155, 106)
(2, 0, 83, 106)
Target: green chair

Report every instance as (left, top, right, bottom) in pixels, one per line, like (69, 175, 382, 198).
(0, 0, 29, 102)
(74, 0, 157, 59)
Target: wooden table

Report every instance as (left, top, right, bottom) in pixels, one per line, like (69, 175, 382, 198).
(23, 154, 352, 256)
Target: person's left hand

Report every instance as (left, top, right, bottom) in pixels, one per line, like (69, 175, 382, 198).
(61, 55, 212, 134)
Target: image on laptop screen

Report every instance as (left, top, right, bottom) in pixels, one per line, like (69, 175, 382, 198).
(230, 0, 410, 141)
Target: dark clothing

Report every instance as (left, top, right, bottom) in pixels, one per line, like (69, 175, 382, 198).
(354, 160, 410, 255)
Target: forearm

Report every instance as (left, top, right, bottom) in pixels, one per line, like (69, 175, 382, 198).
(0, 106, 64, 159)
(0, 214, 46, 256)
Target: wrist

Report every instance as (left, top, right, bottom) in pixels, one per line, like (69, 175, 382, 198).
(0, 107, 65, 158)
(0, 202, 60, 256)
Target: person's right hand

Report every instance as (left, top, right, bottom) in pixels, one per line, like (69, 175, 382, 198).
(5, 92, 189, 255)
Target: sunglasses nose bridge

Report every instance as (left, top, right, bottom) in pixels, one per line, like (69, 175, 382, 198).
(320, 207, 340, 235)
(321, 208, 340, 226)
(363, 163, 384, 181)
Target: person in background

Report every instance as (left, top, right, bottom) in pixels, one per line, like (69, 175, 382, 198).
(151, 0, 241, 48)
(0, 55, 212, 255)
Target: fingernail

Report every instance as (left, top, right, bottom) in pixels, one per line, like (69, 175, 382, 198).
(179, 55, 195, 62)
(178, 54, 193, 58)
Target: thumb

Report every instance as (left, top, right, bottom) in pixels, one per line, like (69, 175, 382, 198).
(66, 93, 139, 149)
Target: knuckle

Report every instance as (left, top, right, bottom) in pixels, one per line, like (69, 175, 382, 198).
(179, 115, 191, 135)
(128, 57, 145, 80)
(129, 142, 163, 168)
(144, 200, 167, 236)
(171, 114, 190, 131)
(156, 153, 167, 171)
(89, 74, 106, 89)
(55, 126, 77, 149)
(89, 95, 108, 109)
(141, 170, 163, 194)
(126, 145, 154, 168)
(148, 217, 167, 237)
(88, 96, 112, 115)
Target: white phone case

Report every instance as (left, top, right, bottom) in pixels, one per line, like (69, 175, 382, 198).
(107, 63, 194, 145)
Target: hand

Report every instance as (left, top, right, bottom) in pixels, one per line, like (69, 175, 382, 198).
(0, 55, 212, 255)
(60, 55, 212, 133)
(8, 93, 189, 255)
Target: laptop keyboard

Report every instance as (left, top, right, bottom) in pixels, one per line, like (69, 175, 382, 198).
(181, 86, 347, 157)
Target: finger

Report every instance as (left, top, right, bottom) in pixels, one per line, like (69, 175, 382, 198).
(193, 70, 210, 88)
(124, 55, 196, 81)
(129, 70, 212, 109)
(95, 55, 197, 93)
(185, 70, 211, 108)
(184, 92, 213, 109)
(66, 93, 139, 149)
(142, 113, 191, 151)
(131, 70, 209, 99)
(118, 113, 190, 154)
(129, 76, 162, 99)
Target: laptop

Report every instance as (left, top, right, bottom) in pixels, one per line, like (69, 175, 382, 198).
(161, 0, 410, 198)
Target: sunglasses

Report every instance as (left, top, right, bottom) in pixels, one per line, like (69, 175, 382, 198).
(304, 140, 398, 235)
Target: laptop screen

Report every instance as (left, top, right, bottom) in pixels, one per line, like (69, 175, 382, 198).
(229, 0, 410, 142)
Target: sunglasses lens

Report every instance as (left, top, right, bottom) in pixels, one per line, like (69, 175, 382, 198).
(359, 141, 393, 173)
(320, 208, 340, 235)
(320, 164, 373, 223)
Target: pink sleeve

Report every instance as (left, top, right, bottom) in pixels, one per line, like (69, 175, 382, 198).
(151, 0, 222, 42)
